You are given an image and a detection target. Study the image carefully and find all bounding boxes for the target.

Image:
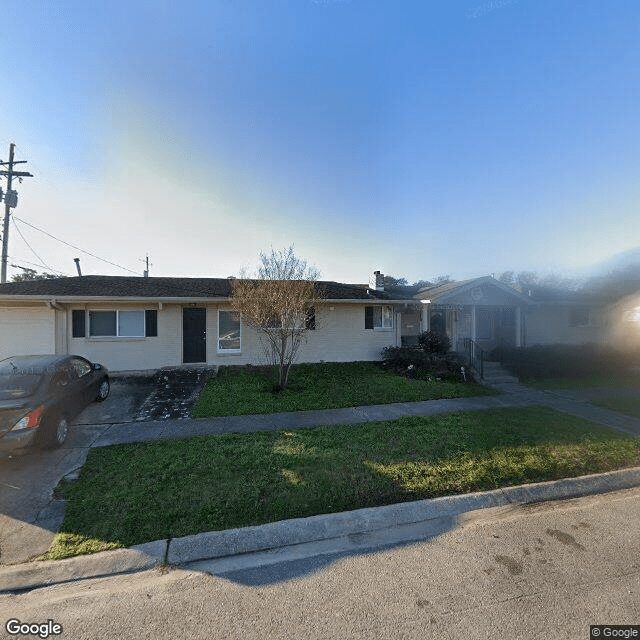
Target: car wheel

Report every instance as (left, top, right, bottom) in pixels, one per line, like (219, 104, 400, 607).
(96, 378, 110, 402)
(40, 414, 69, 449)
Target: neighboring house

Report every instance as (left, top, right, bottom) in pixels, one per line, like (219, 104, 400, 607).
(415, 275, 628, 352)
(522, 285, 611, 347)
(0, 272, 418, 371)
(415, 277, 534, 352)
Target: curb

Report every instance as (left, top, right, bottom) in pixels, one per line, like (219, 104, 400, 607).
(2, 467, 640, 594)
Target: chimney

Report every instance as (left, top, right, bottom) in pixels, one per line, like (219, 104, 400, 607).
(369, 270, 384, 292)
(74, 258, 82, 277)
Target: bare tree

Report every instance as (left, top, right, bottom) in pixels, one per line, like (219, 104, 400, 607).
(231, 247, 321, 391)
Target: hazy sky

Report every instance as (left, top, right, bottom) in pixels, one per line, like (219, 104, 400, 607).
(1, 0, 639, 284)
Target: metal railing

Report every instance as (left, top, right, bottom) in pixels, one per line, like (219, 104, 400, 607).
(462, 337, 486, 380)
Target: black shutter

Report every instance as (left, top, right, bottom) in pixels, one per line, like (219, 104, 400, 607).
(72, 310, 86, 337)
(145, 310, 158, 337)
(365, 306, 374, 330)
(305, 307, 316, 330)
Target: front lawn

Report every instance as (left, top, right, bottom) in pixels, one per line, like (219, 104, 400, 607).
(592, 397, 640, 419)
(191, 361, 494, 417)
(47, 406, 640, 560)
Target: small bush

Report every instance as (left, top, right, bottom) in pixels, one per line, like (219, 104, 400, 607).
(417, 331, 451, 355)
(381, 346, 472, 383)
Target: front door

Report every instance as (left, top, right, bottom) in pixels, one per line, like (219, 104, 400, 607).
(183, 308, 206, 363)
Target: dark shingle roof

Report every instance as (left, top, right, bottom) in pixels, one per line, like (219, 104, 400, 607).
(0, 275, 404, 301)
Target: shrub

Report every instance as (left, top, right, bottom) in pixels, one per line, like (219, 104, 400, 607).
(417, 331, 451, 355)
(381, 346, 432, 371)
(497, 344, 638, 382)
(381, 346, 473, 383)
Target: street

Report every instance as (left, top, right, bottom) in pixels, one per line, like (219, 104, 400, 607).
(2, 487, 639, 640)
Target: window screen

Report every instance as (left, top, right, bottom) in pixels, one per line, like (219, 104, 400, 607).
(118, 311, 145, 337)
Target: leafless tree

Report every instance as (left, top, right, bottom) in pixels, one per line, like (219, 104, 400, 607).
(231, 247, 321, 391)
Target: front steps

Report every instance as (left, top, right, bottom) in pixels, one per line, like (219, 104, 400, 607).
(481, 361, 521, 387)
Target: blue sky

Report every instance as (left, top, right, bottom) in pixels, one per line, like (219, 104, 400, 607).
(1, 0, 639, 283)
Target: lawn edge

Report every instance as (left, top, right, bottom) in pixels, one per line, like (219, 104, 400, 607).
(3, 466, 639, 594)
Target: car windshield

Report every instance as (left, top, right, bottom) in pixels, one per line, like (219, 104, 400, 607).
(0, 374, 44, 400)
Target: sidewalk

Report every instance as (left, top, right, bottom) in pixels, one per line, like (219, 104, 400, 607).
(86, 380, 640, 449)
(2, 380, 640, 593)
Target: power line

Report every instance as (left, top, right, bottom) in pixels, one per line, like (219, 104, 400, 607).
(8, 256, 67, 276)
(12, 215, 140, 275)
(11, 217, 54, 273)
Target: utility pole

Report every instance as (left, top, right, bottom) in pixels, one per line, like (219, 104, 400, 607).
(1, 143, 34, 283)
(141, 253, 152, 277)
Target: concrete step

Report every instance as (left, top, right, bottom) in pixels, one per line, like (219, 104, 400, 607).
(481, 362, 520, 385)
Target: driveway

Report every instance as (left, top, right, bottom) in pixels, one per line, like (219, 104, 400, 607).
(0, 366, 215, 565)
(77, 367, 215, 424)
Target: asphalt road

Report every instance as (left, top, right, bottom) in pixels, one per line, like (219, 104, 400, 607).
(2, 487, 638, 640)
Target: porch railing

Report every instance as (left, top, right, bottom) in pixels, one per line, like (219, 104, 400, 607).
(462, 337, 485, 380)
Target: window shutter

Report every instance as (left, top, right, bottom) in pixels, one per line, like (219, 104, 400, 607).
(305, 307, 316, 330)
(72, 310, 86, 338)
(145, 310, 158, 337)
(365, 306, 374, 330)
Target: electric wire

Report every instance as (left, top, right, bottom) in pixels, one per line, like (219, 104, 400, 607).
(11, 217, 54, 273)
(11, 215, 139, 274)
(8, 255, 67, 276)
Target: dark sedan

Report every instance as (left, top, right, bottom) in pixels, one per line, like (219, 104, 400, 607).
(0, 355, 110, 453)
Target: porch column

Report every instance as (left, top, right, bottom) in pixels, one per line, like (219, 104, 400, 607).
(471, 304, 477, 342)
(420, 302, 430, 332)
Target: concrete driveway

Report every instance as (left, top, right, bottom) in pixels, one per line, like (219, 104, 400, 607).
(77, 367, 215, 424)
(0, 367, 215, 565)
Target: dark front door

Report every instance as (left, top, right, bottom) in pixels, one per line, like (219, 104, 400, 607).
(183, 308, 206, 363)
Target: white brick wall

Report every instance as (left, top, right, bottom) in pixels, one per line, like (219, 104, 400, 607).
(61, 302, 400, 371)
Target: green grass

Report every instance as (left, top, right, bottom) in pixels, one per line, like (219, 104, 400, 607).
(191, 361, 494, 417)
(46, 406, 640, 560)
(592, 397, 640, 419)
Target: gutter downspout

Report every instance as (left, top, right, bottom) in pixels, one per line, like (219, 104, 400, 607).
(47, 299, 66, 355)
(48, 299, 63, 311)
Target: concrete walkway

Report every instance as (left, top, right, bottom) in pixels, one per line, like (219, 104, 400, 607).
(85, 379, 640, 451)
(2, 377, 640, 593)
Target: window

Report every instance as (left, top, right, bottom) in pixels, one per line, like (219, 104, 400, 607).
(118, 310, 145, 337)
(263, 309, 315, 331)
(306, 307, 316, 330)
(89, 311, 117, 336)
(569, 307, 590, 327)
(70, 357, 92, 379)
(365, 305, 393, 330)
(218, 310, 241, 351)
(86, 310, 158, 337)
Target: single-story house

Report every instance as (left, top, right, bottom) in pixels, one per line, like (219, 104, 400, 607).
(0, 271, 420, 371)
(415, 277, 534, 352)
(1, 270, 632, 372)
(414, 275, 630, 352)
(522, 286, 612, 347)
